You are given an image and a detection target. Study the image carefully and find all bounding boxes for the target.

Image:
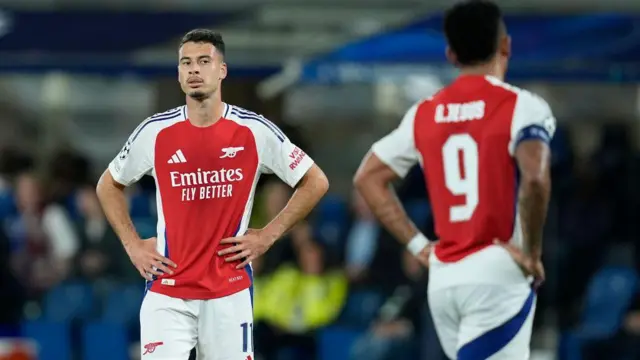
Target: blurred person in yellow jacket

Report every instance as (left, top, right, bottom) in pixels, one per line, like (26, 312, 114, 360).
(251, 181, 347, 360)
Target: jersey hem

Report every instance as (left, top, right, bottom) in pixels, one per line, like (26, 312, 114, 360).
(149, 279, 252, 300)
(433, 242, 492, 263)
(429, 244, 532, 291)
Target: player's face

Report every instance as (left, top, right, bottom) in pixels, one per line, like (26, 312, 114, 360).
(178, 42, 227, 100)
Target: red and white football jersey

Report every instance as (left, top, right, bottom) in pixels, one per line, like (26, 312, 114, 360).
(109, 103, 314, 299)
(372, 75, 556, 289)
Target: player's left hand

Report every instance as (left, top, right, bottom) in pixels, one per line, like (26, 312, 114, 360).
(218, 229, 275, 269)
(494, 239, 545, 289)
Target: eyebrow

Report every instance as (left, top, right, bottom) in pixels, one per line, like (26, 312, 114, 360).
(180, 55, 213, 62)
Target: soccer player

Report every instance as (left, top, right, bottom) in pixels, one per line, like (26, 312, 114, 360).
(353, 1, 554, 359)
(96, 29, 329, 359)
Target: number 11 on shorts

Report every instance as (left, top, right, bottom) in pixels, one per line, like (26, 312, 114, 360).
(241, 322, 253, 352)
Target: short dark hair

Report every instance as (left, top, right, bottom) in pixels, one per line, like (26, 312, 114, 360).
(443, 0, 504, 66)
(180, 29, 225, 56)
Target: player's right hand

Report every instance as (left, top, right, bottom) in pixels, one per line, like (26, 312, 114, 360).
(126, 237, 177, 281)
(415, 245, 431, 268)
(494, 239, 545, 288)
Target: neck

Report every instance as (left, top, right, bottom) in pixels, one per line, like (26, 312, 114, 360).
(458, 60, 504, 81)
(186, 93, 224, 127)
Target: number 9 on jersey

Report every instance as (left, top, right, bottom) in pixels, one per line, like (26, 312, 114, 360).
(442, 134, 479, 222)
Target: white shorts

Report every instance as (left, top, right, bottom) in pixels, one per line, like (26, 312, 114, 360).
(428, 284, 536, 360)
(140, 289, 254, 359)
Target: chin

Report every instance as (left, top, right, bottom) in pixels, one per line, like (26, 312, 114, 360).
(188, 90, 209, 101)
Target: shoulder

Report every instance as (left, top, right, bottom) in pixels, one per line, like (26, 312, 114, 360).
(484, 76, 551, 112)
(225, 104, 287, 142)
(130, 105, 187, 143)
(404, 97, 434, 119)
(413, 96, 435, 109)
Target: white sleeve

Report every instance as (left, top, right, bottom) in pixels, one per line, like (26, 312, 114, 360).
(260, 121, 315, 188)
(108, 123, 154, 186)
(509, 92, 557, 155)
(371, 103, 420, 178)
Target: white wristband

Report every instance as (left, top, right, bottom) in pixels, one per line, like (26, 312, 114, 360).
(407, 233, 429, 256)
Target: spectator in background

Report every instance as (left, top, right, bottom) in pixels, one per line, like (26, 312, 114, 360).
(0, 211, 25, 330)
(252, 181, 300, 275)
(359, 166, 429, 295)
(45, 149, 91, 221)
(592, 124, 634, 242)
(624, 304, 640, 360)
(253, 180, 347, 360)
(0, 148, 34, 223)
(344, 192, 379, 284)
(7, 172, 79, 299)
(0, 147, 33, 193)
(0, 148, 31, 332)
(73, 186, 138, 283)
(556, 161, 615, 329)
(349, 251, 431, 360)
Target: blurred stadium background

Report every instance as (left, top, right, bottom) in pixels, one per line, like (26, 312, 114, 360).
(0, 0, 640, 359)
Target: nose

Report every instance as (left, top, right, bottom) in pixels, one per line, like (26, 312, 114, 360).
(188, 64, 200, 75)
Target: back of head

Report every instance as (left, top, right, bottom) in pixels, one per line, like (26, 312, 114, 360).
(443, 0, 504, 66)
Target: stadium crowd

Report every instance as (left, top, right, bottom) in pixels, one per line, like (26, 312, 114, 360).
(1, 121, 640, 360)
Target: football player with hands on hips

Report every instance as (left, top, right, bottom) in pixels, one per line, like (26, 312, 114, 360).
(354, 1, 553, 358)
(97, 29, 328, 360)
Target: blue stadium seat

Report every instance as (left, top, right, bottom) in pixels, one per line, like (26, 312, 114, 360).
(22, 320, 71, 360)
(132, 217, 157, 239)
(64, 191, 81, 221)
(0, 191, 16, 220)
(558, 331, 582, 360)
(314, 195, 349, 248)
(576, 267, 638, 339)
(129, 192, 154, 218)
(82, 322, 129, 360)
(318, 326, 363, 360)
(101, 283, 144, 326)
(338, 290, 384, 329)
(42, 282, 96, 322)
(560, 267, 639, 360)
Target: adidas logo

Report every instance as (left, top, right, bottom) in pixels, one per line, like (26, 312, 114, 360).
(168, 149, 187, 164)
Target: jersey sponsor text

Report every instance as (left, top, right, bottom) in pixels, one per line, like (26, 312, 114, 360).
(288, 147, 306, 170)
(170, 168, 244, 202)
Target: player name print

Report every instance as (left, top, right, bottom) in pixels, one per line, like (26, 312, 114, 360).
(288, 147, 306, 170)
(170, 168, 244, 202)
(435, 100, 485, 123)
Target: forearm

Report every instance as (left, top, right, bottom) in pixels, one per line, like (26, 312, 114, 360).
(518, 177, 550, 259)
(96, 172, 140, 253)
(262, 165, 329, 242)
(356, 181, 418, 245)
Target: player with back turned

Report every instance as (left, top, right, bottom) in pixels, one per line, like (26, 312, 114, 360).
(96, 29, 329, 359)
(354, 1, 554, 359)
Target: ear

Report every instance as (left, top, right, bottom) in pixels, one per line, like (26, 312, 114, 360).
(219, 62, 228, 81)
(445, 46, 458, 66)
(499, 35, 511, 58)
